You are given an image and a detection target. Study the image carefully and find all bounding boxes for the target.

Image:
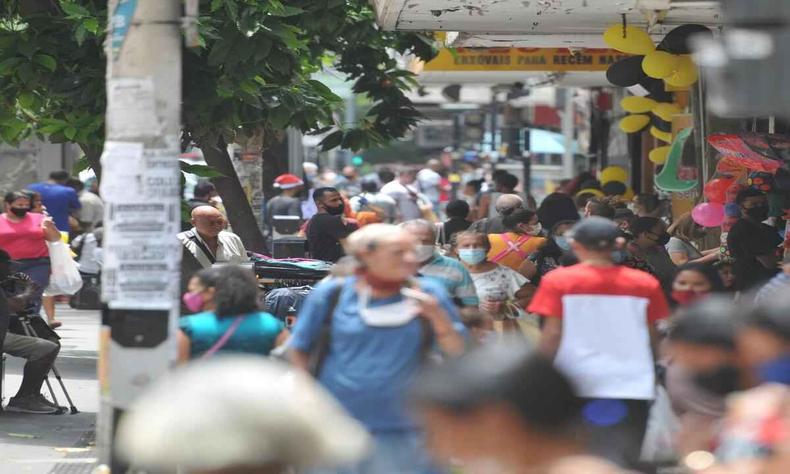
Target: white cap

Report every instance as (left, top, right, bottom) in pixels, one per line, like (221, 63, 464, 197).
(115, 357, 371, 472)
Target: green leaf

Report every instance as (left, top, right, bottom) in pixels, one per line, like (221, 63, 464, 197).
(210, 0, 223, 12)
(72, 155, 91, 174)
(83, 18, 99, 34)
(17, 92, 37, 110)
(33, 54, 57, 72)
(74, 24, 87, 46)
(61, 2, 91, 18)
(64, 126, 77, 140)
(179, 161, 226, 178)
(0, 57, 22, 76)
(268, 106, 292, 129)
(318, 130, 343, 150)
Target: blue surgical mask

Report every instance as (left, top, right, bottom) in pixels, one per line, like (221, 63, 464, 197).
(458, 248, 487, 265)
(555, 236, 571, 252)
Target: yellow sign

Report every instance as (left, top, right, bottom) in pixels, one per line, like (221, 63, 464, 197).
(424, 48, 630, 72)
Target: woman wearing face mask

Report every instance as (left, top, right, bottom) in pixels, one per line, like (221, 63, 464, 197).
(456, 231, 534, 334)
(666, 213, 720, 266)
(289, 224, 465, 474)
(486, 209, 546, 275)
(0, 191, 61, 315)
(178, 266, 287, 362)
(629, 217, 677, 293)
(671, 262, 725, 307)
(520, 220, 577, 286)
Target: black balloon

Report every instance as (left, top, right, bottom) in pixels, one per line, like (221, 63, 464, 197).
(640, 77, 674, 103)
(657, 24, 713, 55)
(652, 115, 672, 133)
(602, 181, 627, 196)
(606, 56, 646, 87)
(580, 179, 602, 190)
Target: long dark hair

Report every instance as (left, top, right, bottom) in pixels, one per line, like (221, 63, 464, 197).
(675, 262, 725, 293)
(194, 266, 260, 317)
(537, 193, 579, 231)
(502, 208, 537, 233)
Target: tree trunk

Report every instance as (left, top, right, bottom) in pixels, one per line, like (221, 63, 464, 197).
(198, 135, 268, 253)
(80, 143, 103, 182)
(261, 129, 289, 200)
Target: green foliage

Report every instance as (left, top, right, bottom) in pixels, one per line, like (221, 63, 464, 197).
(179, 160, 225, 178)
(0, 0, 437, 154)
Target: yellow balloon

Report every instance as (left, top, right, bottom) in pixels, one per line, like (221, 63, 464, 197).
(600, 166, 628, 185)
(576, 188, 604, 199)
(619, 114, 651, 134)
(621, 187, 635, 201)
(621, 96, 657, 114)
(603, 25, 655, 55)
(649, 146, 671, 164)
(642, 51, 680, 79)
(652, 103, 682, 122)
(650, 126, 673, 143)
(664, 55, 698, 87)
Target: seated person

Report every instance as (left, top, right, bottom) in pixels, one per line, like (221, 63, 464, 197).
(0, 250, 61, 414)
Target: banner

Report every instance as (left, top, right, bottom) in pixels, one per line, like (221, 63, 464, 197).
(424, 48, 630, 72)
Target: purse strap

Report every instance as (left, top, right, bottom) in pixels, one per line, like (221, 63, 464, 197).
(201, 315, 246, 359)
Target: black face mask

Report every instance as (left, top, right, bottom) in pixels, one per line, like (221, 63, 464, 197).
(10, 207, 29, 218)
(325, 202, 345, 216)
(744, 205, 769, 222)
(656, 232, 670, 246)
(693, 364, 741, 396)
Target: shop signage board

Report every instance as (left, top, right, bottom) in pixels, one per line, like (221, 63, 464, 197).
(424, 48, 629, 72)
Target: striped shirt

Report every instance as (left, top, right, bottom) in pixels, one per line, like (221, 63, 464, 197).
(418, 254, 479, 307)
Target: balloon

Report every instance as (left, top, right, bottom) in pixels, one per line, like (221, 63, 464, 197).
(622, 187, 635, 201)
(602, 181, 627, 196)
(649, 146, 670, 164)
(724, 202, 741, 218)
(726, 184, 744, 203)
(747, 171, 775, 193)
(658, 24, 713, 55)
(603, 25, 656, 55)
(691, 202, 725, 228)
(703, 177, 735, 203)
(650, 126, 673, 143)
(619, 114, 651, 134)
(652, 103, 682, 122)
(621, 96, 657, 114)
(639, 77, 674, 103)
(600, 166, 628, 185)
(651, 115, 672, 133)
(664, 56, 698, 87)
(576, 188, 604, 199)
(607, 56, 647, 87)
(642, 51, 680, 79)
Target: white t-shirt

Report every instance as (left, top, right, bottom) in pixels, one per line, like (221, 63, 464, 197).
(380, 181, 423, 221)
(417, 168, 442, 204)
(469, 265, 528, 301)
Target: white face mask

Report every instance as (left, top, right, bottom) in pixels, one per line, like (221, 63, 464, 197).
(414, 244, 436, 262)
(358, 287, 419, 327)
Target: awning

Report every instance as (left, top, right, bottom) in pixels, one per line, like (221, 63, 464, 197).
(530, 129, 578, 155)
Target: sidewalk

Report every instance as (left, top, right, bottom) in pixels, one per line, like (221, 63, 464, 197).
(1, 306, 99, 474)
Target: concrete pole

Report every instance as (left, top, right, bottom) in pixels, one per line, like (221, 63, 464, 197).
(561, 88, 575, 180)
(97, 0, 182, 469)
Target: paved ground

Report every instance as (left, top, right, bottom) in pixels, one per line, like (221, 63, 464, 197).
(1, 306, 99, 474)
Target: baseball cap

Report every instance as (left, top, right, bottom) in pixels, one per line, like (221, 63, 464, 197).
(115, 357, 370, 472)
(567, 217, 620, 250)
(274, 173, 304, 189)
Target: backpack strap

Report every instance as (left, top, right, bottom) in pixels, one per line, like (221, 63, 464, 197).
(185, 230, 216, 265)
(308, 278, 345, 377)
(490, 233, 531, 263)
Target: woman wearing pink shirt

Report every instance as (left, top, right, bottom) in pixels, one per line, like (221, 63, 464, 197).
(0, 191, 61, 314)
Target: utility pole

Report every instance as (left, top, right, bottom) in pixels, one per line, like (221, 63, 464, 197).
(560, 88, 576, 180)
(97, 0, 183, 470)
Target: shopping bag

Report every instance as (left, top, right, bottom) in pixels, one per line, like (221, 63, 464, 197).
(640, 385, 680, 464)
(47, 241, 83, 295)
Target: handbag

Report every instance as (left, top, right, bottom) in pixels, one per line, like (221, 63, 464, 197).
(69, 273, 102, 310)
(46, 241, 83, 295)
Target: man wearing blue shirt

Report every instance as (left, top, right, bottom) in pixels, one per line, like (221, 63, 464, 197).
(27, 171, 81, 232)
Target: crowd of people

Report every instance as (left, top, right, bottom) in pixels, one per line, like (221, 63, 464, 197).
(2, 161, 789, 473)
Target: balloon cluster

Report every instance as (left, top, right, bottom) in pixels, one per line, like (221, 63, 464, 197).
(691, 176, 736, 228)
(604, 23, 712, 91)
(600, 166, 634, 201)
(618, 95, 677, 163)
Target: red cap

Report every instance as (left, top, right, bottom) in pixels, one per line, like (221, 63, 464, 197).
(273, 174, 304, 190)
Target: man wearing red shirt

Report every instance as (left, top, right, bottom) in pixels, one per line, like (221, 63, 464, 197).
(528, 217, 670, 469)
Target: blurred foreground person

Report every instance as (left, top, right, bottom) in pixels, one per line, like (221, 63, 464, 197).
(178, 266, 287, 361)
(411, 341, 621, 474)
(115, 357, 371, 474)
(290, 224, 465, 474)
(529, 217, 670, 469)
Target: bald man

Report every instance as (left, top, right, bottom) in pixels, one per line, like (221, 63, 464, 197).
(468, 194, 524, 235)
(177, 206, 247, 268)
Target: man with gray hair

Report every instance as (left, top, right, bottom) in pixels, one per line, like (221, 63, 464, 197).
(401, 219, 479, 309)
(469, 194, 524, 235)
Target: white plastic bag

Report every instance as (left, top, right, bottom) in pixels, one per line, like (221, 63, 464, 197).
(640, 385, 680, 464)
(47, 241, 83, 295)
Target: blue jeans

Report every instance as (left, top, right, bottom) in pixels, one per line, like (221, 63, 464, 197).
(310, 430, 442, 474)
(11, 258, 51, 315)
